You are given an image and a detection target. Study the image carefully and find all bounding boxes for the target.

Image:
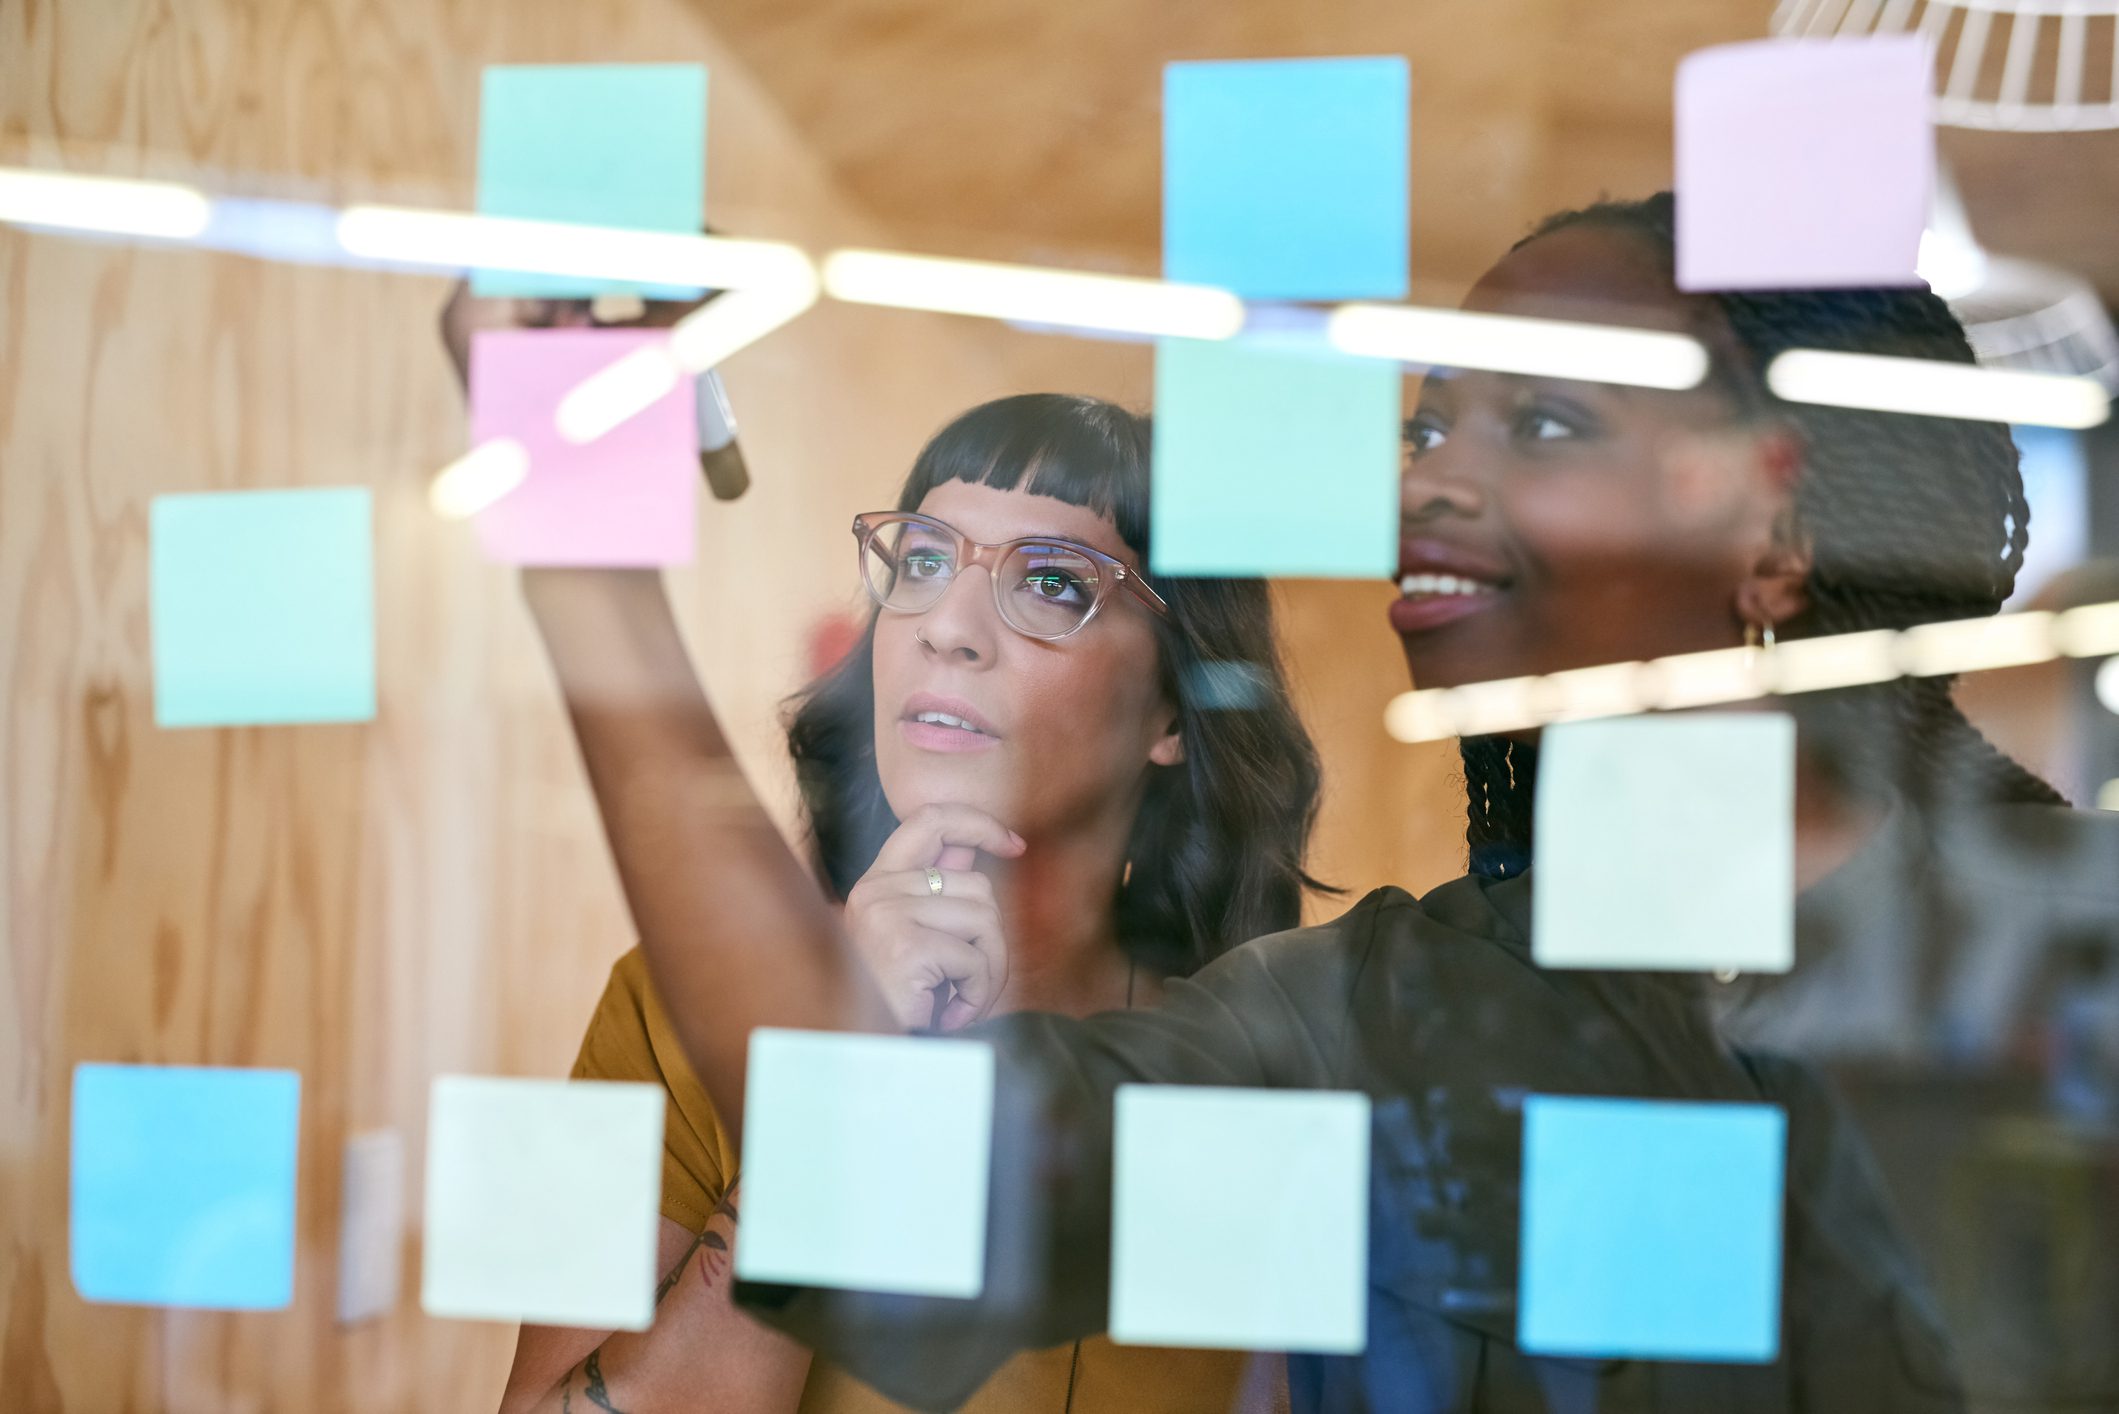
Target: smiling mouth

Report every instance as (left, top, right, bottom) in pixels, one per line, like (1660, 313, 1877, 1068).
(1396, 572, 1506, 600)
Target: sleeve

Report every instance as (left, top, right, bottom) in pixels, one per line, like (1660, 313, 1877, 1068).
(572, 948, 741, 1233)
(1743, 1052, 1967, 1413)
(739, 918, 1362, 1414)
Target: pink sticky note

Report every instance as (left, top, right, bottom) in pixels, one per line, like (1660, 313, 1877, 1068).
(1675, 37, 1932, 292)
(468, 329, 696, 566)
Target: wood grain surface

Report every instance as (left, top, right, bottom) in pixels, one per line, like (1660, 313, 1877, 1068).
(0, 1, 1465, 1408)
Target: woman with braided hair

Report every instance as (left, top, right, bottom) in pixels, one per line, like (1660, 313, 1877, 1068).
(1449, 192, 2064, 880)
(534, 191, 2119, 1411)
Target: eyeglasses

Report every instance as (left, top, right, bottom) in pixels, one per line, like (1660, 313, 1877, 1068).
(852, 511, 1170, 642)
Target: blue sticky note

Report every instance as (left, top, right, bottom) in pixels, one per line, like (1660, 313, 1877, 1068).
(1164, 57, 1410, 300)
(1519, 1096, 1785, 1361)
(70, 1063, 301, 1309)
(474, 64, 708, 298)
(1151, 337, 1398, 578)
(150, 488, 375, 728)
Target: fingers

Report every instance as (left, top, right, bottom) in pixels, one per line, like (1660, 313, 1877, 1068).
(869, 927, 1000, 1033)
(871, 803, 1024, 874)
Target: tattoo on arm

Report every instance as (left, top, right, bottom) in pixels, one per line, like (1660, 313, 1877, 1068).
(580, 1350, 626, 1414)
(652, 1190, 741, 1304)
(694, 1190, 739, 1291)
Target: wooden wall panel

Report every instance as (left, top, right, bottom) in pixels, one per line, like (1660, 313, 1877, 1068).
(0, 2, 1468, 1409)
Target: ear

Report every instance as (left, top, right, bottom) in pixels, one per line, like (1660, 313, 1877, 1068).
(1734, 427, 1812, 633)
(1148, 714, 1186, 768)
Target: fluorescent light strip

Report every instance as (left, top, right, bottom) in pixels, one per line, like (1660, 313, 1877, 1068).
(543, 268, 821, 447)
(1767, 349, 2110, 430)
(669, 268, 822, 373)
(335, 206, 812, 292)
(429, 439, 530, 519)
(556, 344, 684, 444)
(1326, 304, 1710, 390)
(822, 250, 1245, 342)
(1383, 599, 2119, 744)
(0, 167, 212, 240)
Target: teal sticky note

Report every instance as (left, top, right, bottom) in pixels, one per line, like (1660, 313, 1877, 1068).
(150, 488, 376, 728)
(1164, 57, 1411, 300)
(1520, 1096, 1785, 1361)
(1111, 1085, 1369, 1352)
(70, 1063, 301, 1309)
(1151, 337, 1398, 578)
(474, 64, 708, 299)
(735, 1029, 993, 1298)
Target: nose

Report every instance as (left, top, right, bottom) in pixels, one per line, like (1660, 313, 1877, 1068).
(914, 564, 1002, 665)
(1400, 447, 1488, 525)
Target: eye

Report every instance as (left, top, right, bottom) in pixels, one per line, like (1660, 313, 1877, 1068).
(1512, 399, 1595, 445)
(1404, 416, 1448, 457)
(900, 550, 952, 580)
(1017, 566, 1090, 603)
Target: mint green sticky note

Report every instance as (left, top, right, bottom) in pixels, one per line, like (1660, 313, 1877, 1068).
(1151, 338, 1398, 579)
(151, 488, 375, 728)
(1111, 1085, 1370, 1352)
(474, 64, 708, 299)
(1533, 714, 1795, 973)
(735, 1029, 993, 1298)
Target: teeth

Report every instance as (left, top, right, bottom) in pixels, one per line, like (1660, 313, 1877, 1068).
(915, 711, 987, 734)
(1397, 572, 1499, 598)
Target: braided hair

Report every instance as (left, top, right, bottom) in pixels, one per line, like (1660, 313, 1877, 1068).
(1461, 191, 2065, 875)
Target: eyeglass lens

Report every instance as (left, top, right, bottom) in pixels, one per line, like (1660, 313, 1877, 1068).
(861, 520, 1107, 638)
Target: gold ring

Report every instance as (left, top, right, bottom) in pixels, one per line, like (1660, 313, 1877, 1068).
(925, 866, 944, 896)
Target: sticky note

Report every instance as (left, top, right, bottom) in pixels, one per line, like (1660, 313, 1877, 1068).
(70, 1063, 301, 1309)
(1151, 337, 1398, 579)
(467, 329, 697, 566)
(150, 487, 375, 728)
(1519, 1096, 1785, 1361)
(422, 1076, 665, 1330)
(474, 64, 708, 298)
(336, 1129, 404, 1325)
(1164, 58, 1410, 300)
(1675, 37, 1931, 291)
(1533, 714, 1795, 973)
(736, 1029, 993, 1298)
(1111, 1086, 1369, 1353)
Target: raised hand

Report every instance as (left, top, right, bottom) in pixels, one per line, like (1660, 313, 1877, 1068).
(841, 804, 1024, 1032)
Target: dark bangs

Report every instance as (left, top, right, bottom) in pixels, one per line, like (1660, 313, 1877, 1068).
(893, 394, 1153, 559)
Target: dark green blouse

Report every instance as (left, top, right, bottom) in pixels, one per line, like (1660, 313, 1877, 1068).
(742, 854, 1983, 1413)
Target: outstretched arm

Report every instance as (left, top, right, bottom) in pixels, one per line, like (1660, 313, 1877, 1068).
(520, 566, 907, 1132)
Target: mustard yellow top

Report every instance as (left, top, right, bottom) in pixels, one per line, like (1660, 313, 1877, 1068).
(572, 948, 1252, 1414)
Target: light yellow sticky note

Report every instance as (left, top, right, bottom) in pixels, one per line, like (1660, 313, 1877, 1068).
(421, 1077, 664, 1330)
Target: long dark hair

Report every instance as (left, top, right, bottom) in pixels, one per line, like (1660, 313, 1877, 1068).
(785, 393, 1328, 976)
(1462, 191, 2064, 873)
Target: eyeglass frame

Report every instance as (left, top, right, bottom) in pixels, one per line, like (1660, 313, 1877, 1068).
(851, 510, 1171, 642)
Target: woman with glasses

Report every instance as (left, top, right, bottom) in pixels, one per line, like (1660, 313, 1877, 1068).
(499, 393, 1327, 1413)
(521, 191, 2119, 1411)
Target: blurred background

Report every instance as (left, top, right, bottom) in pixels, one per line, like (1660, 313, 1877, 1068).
(5, 0, 2119, 1408)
